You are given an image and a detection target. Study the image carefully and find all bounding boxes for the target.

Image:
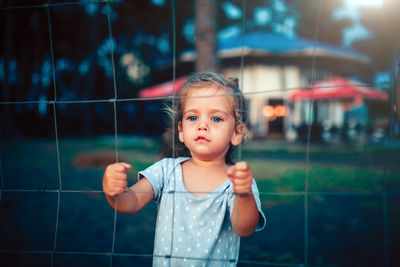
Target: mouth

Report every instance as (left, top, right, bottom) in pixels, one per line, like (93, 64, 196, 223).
(195, 136, 210, 142)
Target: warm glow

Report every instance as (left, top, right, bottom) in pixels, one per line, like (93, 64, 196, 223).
(274, 105, 288, 117)
(262, 105, 275, 118)
(262, 105, 289, 121)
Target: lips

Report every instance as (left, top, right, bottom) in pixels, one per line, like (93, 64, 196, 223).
(195, 136, 210, 142)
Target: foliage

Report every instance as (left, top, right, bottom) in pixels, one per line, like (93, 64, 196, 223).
(1, 0, 399, 138)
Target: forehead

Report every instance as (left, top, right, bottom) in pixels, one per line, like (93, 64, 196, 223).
(181, 86, 234, 110)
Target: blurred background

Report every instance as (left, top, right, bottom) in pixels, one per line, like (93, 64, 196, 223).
(0, 0, 399, 266)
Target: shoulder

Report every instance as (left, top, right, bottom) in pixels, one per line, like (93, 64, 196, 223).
(141, 157, 190, 179)
(156, 157, 190, 170)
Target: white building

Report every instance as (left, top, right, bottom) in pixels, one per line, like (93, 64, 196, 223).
(181, 30, 374, 139)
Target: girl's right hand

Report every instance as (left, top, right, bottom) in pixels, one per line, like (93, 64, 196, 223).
(103, 162, 132, 197)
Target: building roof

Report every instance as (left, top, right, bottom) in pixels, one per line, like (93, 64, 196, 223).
(289, 77, 388, 101)
(180, 30, 371, 64)
(138, 76, 187, 98)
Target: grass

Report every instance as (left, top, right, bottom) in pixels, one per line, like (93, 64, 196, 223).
(1, 136, 399, 266)
(2, 135, 398, 192)
(4, 135, 398, 205)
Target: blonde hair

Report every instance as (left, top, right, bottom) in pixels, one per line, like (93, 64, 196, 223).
(162, 72, 247, 165)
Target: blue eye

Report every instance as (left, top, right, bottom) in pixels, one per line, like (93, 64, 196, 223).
(188, 116, 197, 121)
(211, 116, 222, 122)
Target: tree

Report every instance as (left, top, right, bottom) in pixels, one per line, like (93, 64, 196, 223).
(195, 0, 218, 72)
(355, 0, 400, 71)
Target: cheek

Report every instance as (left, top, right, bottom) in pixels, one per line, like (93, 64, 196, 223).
(180, 121, 190, 131)
(178, 131, 184, 142)
(179, 121, 194, 138)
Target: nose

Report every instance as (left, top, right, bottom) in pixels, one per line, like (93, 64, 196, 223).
(197, 118, 208, 131)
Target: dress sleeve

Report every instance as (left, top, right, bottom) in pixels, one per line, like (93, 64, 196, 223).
(138, 158, 168, 203)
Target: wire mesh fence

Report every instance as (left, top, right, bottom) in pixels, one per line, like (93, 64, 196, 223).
(1, 0, 399, 266)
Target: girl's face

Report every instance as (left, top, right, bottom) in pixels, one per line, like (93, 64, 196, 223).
(178, 86, 244, 162)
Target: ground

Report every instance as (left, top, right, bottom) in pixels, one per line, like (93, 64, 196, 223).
(0, 136, 399, 266)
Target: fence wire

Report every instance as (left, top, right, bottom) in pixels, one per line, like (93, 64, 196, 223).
(0, 0, 398, 266)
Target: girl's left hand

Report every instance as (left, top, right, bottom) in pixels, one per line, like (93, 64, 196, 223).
(227, 161, 253, 195)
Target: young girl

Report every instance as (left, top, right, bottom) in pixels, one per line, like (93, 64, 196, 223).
(103, 72, 265, 266)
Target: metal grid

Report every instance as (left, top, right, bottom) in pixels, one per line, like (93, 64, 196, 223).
(0, 0, 398, 266)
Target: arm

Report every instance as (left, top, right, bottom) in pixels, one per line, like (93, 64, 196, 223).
(103, 162, 154, 214)
(227, 161, 259, 237)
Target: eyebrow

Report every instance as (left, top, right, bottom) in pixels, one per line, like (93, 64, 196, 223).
(183, 108, 230, 116)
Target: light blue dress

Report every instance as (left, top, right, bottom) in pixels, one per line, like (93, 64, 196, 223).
(138, 157, 266, 267)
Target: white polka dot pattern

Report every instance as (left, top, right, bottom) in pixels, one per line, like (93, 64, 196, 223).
(138, 157, 266, 266)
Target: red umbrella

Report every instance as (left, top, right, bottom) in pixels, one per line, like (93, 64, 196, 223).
(289, 77, 388, 101)
(139, 76, 187, 98)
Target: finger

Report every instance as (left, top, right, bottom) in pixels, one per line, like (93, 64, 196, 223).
(113, 184, 126, 191)
(232, 185, 249, 194)
(234, 161, 249, 171)
(114, 163, 131, 172)
(111, 187, 125, 196)
(232, 181, 252, 192)
(231, 176, 248, 185)
(104, 187, 121, 197)
(112, 180, 127, 188)
(121, 163, 132, 170)
(111, 172, 128, 181)
(232, 180, 251, 190)
(226, 166, 235, 178)
(231, 173, 252, 187)
(232, 170, 252, 180)
(105, 171, 127, 181)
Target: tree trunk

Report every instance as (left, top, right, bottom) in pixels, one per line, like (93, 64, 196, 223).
(195, 0, 218, 72)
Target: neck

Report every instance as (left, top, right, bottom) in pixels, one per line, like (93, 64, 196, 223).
(189, 156, 227, 169)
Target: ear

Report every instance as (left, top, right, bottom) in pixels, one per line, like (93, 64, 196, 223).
(178, 121, 184, 143)
(231, 123, 245, 146)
